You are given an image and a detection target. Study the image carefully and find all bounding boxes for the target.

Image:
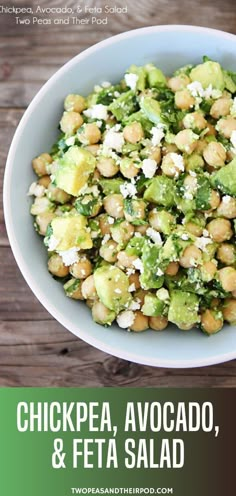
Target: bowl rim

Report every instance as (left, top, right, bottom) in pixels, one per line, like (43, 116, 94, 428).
(3, 24, 236, 369)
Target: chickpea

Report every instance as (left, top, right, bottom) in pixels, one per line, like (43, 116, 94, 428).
(124, 199, 146, 223)
(161, 153, 185, 177)
(210, 97, 232, 119)
(149, 209, 175, 233)
(99, 240, 118, 263)
(97, 157, 119, 177)
(174, 129, 198, 154)
(98, 214, 112, 235)
(123, 122, 144, 144)
(203, 142, 226, 168)
(183, 111, 207, 131)
(201, 309, 223, 334)
(116, 251, 137, 269)
(200, 261, 217, 282)
(92, 301, 115, 325)
(60, 111, 83, 135)
(217, 243, 235, 266)
(207, 190, 221, 210)
(227, 148, 236, 161)
(162, 143, 178, 156)
(175, 89, 195, 110)
(165, 261, 179, 276)
(93, 168, 101, 181)
(130, 311, 149, 332)
(135, 224, 148, 235)
(32, 153, 53, 177)
(85, 145, 101, 156)
(223, 299, 236, 323)
(185, 222, 203, 237)
(134, 289, 148, 306)
(217, 116, 236, 138)
(205, 123, 216, 136)
(149, 316, 168, 331)
(79, 123, 101, 145)
(218, 267, 236, 292)
(217, 196, 236, 219)
(68, 283, 84, 300)
(81, 275, 97, 299)
(64, 94, 86, 113)
(86, 299, 96, 309)
(183, 174, 198, 196)
(48, 254, 69, 278)
(129, 272, 141, 290)
(207, 218, 233, 243)
(103, 194, 124, 219)
(148, 146, 162, 164)
(179, 245, 202, 268)
(38, 175, 51, 188)
(168, 74, 190, 92)
(36, 211, 55, 236)
(194, 139, 208, 155)
(120, 158, 139, 179)
(69, 258, 92, 279)
(111, 220, 134, 246)
(46, 183, 71, 204)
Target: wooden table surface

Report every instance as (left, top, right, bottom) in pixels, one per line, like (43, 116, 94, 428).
(1, 0, 236, 387)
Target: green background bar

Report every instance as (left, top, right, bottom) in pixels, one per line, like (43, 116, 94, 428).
(0, 389, 234, 496)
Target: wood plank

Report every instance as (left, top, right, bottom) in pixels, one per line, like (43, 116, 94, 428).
(1, 0, 236, 386)
(0, 0, 235, 107)
(0, 320, 236, 387)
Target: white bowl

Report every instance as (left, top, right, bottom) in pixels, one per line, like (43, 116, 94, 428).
(4, 25, 236, 368)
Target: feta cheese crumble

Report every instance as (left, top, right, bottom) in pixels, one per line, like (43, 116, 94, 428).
(194, 236, 212, 252)
(156, 268, 164, 276)
(156, 288, 170, 301)
(83, 104, 108, 121)
(128, 300, 141, 311)
(133, 258, 144, 273)
(187, 81, 222, 100)
(58, 247, 79, 266)
(170, 153, 185, 174)
(124, 73, 138, 91)
(142, 158, 157, 178)
(117, 310, 135, 329)
(28, 182, 45, 198)
(146, 227, 163, 246)
(151, 125, 165, 146)
(120, 182, 137, 198)
(47, 235, 59, 252)
(128, 283, 136, 292)
(104, 129, 125, 152)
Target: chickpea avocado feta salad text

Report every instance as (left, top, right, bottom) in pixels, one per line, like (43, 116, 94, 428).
(29, 57, 236, 334)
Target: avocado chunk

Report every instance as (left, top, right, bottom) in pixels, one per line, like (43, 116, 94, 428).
(139, 97, 163, 125)
(92, 302, 116, 326)
(127, 65, 146, 91)
(190, 61, 224, 90)
(55, 146, 96, 196)
(211, 157, 236, 196)
(223, 71, 236, 93)
(145, 64, 167, 87)
(100, 178, 124, 195)
(140, 243, 164, 290)
(94, 265, 131, 313)
(144, 176, 175, 207)
(109, 90, 138, 121)
(168, 290, 199, 329)
(48, 214, 92, 251)
(64, 278, 83, 299)
(142, 294, 165, 316)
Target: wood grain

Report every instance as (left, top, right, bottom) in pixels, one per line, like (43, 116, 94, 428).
(1, 0, 236, 386)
